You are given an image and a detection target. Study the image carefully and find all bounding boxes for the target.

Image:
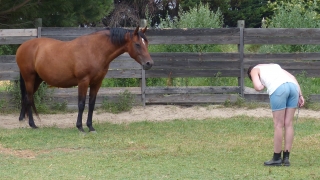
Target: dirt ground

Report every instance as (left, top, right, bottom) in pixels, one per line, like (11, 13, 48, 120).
(1, 105, 320, 129)
(1, 105, 320, 158)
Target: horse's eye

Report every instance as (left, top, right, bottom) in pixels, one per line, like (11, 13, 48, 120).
(135, 43, 141, 48)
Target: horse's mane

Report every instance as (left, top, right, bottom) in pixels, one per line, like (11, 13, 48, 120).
(99, 28, 148, 45)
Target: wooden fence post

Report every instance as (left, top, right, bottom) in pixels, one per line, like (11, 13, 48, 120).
(140, 19, 147, 106)
(35, 18, 42, 38)
(140, 19, 147, 27)
(141, 68, 146, 106)
(237, 20, 245, 97)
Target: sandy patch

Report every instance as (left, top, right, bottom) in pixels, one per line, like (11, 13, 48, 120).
(0, 105, 318, 129)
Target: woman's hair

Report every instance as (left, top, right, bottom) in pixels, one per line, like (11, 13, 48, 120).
(247, 65, 255, 81)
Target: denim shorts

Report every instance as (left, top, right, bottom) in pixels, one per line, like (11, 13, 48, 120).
(269, 82, 299, 111)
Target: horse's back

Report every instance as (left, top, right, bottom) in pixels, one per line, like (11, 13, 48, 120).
(16, 33, 114, 87)
(16, 38, 63, 62)
(16, 37, 78, 86)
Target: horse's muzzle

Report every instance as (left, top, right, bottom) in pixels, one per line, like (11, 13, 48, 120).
(143, 61, 153, 70)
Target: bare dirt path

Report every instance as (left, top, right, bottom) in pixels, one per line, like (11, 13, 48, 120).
(1, 105, 319, 129)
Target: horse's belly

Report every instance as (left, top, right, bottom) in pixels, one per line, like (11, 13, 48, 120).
(46, 79, 78, 88)
(37, 70, 78, 88)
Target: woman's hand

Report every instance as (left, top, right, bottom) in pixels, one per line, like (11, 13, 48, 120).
(298, 95, 305, 108)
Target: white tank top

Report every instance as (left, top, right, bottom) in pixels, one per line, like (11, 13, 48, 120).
(254, 64, 296, 95)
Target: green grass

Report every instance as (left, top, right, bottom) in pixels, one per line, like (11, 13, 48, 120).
(0, 117, 319, 179)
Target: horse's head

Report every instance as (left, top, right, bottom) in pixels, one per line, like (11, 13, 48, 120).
(126, 26, 153, 70)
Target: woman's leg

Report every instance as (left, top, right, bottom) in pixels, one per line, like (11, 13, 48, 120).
(264, 109, 285, 166)
(272, 109, 286, 153)
(284, 108, 295, 151)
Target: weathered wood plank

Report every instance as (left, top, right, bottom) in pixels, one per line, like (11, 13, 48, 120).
(0, 36, 36, 44)
(52, 87, 141, 96)
(0, 69, 143, 81)
(26, 87, 142, 107)
(145, 94, 239, 104)
(309, 94, 320, 102)
(105, 69, 142, 78)
(145, 86, 240, 94)
(245, 28, 320, 37)
(244, 94, 269, 103)
(147, 36, 239, 44)
(146, 28, 240, 36)
(51, 94, 142, 105)
(151, 52, 240, 61)
(242, 69, 320, 77)
(0, 63, 18, 71)
(0, 55, 15, 63)
(0, 29, 37, 36)
(41, 27, 240, 37)
(242, 94, 319, 103)
(244, 61, 320, 70)
(47, 36, 240, 44)
(0, 72, 19, 80)
(151, 60, 239, 70)
(286, 69, 320, 77)
(109, 60, 141, 69)
(5, 52, 320, 64)
(244, 53, 320, 61)
(0, 54, 140, 68)
(245, 37, 320, 45)
(41, 27, 104, 36)
(146, 70, 241, 78)
(0, 60, 141, 73)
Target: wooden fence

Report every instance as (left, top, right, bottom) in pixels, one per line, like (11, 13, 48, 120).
(2, 25, 320, 108)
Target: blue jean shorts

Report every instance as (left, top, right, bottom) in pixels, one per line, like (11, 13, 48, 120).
(269, 82, 299, 111)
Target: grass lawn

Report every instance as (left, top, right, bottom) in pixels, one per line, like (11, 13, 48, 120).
(0, 116, 319, 180)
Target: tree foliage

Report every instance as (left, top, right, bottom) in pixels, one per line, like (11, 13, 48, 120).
(259, 0, 320, 53)
(173, 0, 274, 28)
(225, 0, 273, 28)
(156, 3, 224, 52)
(159, 2, 223, 29)
(0, 0, 113, 28)
(103, 2, 140, 27)
(110, 0, 181, 27)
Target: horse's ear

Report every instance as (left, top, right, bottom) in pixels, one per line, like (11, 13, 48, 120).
(142, 26, 147, 34)
(134, 26, 140, 35)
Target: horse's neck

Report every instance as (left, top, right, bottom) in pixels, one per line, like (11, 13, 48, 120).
(105, 46, 126, 66)
(91, 33, 127, 61)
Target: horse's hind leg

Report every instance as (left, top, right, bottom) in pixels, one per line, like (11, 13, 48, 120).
(19, 74, 42, 121)
(86, 84, 101, 132)
(19, 74, 42, 128)
(19, 73, 27, 121)
(76, 82, 89, 132)
(23, 73, 41, 129)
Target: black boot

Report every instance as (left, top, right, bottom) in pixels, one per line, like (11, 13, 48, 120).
(264, 152, 282, 166)
(282, 150, 290, 166)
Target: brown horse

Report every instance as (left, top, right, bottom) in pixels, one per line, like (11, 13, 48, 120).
(16, 26, 153, 132)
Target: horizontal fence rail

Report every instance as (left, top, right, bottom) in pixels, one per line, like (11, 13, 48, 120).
(2, 27, 320, 107)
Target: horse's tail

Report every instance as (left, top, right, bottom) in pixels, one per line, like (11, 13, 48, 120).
(19, 73, 40, 120)
(19, 73, 26, 104)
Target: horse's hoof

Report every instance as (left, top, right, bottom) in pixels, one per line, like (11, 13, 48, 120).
(88, 126, 96, 132)
(77, 127, 85, 133)
(31, 125, 38, 129)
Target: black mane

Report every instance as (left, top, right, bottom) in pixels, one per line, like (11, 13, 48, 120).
(105, 28, 148, 45)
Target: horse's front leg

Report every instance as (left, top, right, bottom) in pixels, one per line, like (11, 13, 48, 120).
(86, 84, 101, 132)
(76, 83, 89, 132)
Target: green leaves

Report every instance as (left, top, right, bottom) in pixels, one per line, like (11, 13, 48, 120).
(0, 0, 113, 28)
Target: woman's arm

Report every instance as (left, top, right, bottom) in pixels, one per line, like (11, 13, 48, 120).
(251, 68, 265, 91)
(282, 69, 305, 107)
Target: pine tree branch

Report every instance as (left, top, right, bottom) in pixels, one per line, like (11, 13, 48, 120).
(0, 0, 33, 15)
